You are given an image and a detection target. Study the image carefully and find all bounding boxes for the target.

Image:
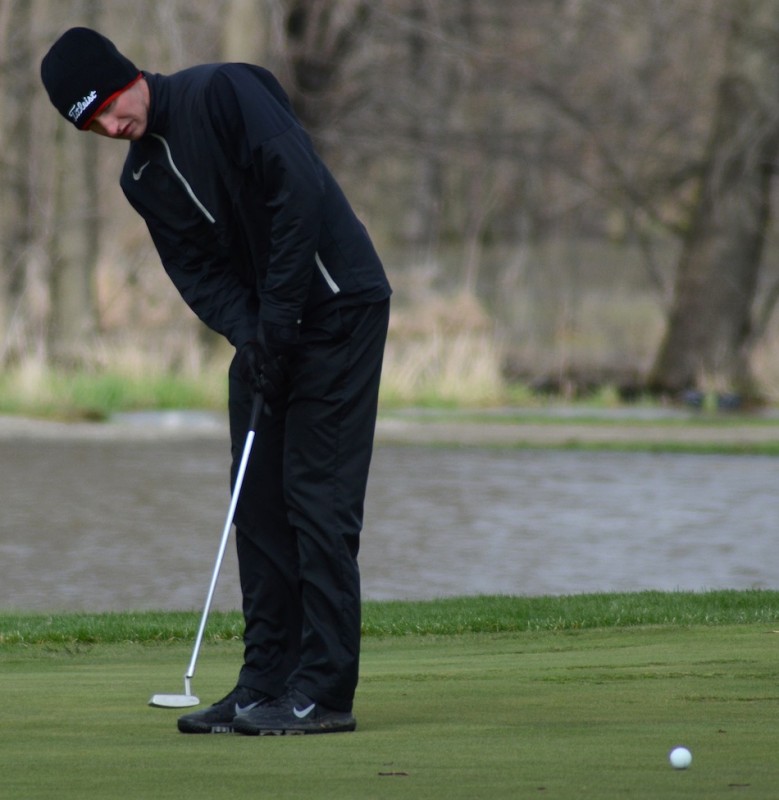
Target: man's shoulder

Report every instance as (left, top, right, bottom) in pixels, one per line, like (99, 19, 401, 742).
(167, 63, 283, 95)
(164, 63, 227, 94)
(205, 64, 293, 112)
(198, 64, 297, 140)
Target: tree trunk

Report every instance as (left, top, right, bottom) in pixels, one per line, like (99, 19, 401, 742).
(47, 0, 100, 366)
(648, 1, 779, 398)
(0, 0, 35, 364)
(282, 0, 372, 134)
(221, 0, 274, 63)
(48, 124, 99, 365)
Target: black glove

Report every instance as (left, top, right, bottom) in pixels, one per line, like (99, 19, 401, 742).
(261, 321, 300, 357)
(236, 341, 289, 411)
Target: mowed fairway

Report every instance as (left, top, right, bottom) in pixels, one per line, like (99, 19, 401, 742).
(3, 623, 778, 799)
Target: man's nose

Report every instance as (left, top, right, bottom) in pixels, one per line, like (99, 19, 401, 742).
(102, 114, 123, 137)
(89, 110, 120, 137)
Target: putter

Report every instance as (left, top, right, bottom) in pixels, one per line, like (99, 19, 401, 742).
(149, 393, 263, 708)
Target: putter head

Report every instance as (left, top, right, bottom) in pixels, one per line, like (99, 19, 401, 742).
(148, 693, 200, 709)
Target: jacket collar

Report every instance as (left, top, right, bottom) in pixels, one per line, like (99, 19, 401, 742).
(143, 72, 170, 136)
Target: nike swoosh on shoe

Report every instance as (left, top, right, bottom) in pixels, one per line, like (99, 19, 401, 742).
(292, 703, 316, 719)
(235, 701, 260, 715)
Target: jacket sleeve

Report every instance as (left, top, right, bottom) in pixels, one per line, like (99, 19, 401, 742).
(141, 211, 259, 348)
(205, 67, 325, 339)
(259, 127, 324, 332)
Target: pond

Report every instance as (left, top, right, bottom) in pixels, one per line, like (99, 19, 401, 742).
(1, 419, 776, 611)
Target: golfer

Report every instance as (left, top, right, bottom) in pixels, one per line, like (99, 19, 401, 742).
(41, 27, 391, 735)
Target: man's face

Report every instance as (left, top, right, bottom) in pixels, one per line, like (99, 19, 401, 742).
(87, 78, 149, 140)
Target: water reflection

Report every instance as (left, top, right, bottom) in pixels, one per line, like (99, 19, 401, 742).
(363, 446, 778, 599)
(1, 433, 776, 611)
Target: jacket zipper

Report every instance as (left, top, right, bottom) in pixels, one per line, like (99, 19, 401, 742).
(316, 252, 341, 294)
(151, 133, 216, 224)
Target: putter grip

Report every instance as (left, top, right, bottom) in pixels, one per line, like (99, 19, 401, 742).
(248, 393, 264, 432)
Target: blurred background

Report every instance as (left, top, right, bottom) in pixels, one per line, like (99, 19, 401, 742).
(4, 1, 779, 609)
(4, 0, 779, 410)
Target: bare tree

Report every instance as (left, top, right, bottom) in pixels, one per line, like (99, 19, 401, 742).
(281, 0, 374, 134)
(10, 0, 779, 400)
(222, 0, 283, 64)
(47, 0, 101, 366)
(648, 1, 779, 398)
(0, 0, 39, 363)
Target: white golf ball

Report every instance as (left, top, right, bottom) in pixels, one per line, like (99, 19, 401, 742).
(669, 746, 692, 769)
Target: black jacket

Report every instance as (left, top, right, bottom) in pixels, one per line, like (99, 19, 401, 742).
(120, 64, 390, 348)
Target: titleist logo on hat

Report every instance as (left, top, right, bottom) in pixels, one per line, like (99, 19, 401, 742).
(69, 90, 98, 123)
(40, 27, 140, 130)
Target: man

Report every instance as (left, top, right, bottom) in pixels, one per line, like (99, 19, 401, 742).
(40, 27, 391, 736)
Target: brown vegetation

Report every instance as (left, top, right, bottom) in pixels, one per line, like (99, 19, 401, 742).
(3, 1, 779, 403)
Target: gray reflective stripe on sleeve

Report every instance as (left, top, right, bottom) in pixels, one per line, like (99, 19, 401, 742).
(150, 133, 216, 224)
(315, 252, 341, 294)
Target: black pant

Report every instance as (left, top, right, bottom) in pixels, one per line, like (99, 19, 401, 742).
(227, 299, 389, 712)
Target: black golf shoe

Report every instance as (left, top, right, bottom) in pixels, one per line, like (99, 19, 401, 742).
(233, 689, 356, 735)
(177, 686, 271, 733)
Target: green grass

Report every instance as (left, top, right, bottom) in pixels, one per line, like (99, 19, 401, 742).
(2, 590, 778, 645)
(0, 367, 228, 420)
(4, 366, 779, 457)
(387, 408, 779, 425)
(3, 610, 779, 798)
(378, 407, 779, 455)
(4, 361, 779, 422)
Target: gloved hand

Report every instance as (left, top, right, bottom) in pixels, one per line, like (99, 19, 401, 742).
(236, 341, 289, 411)
(261, 321, 300, 357)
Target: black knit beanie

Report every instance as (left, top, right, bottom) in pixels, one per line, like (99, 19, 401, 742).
(40, 27, 140, 130)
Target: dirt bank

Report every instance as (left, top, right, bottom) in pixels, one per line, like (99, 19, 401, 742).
(2, 411, 778, 449)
